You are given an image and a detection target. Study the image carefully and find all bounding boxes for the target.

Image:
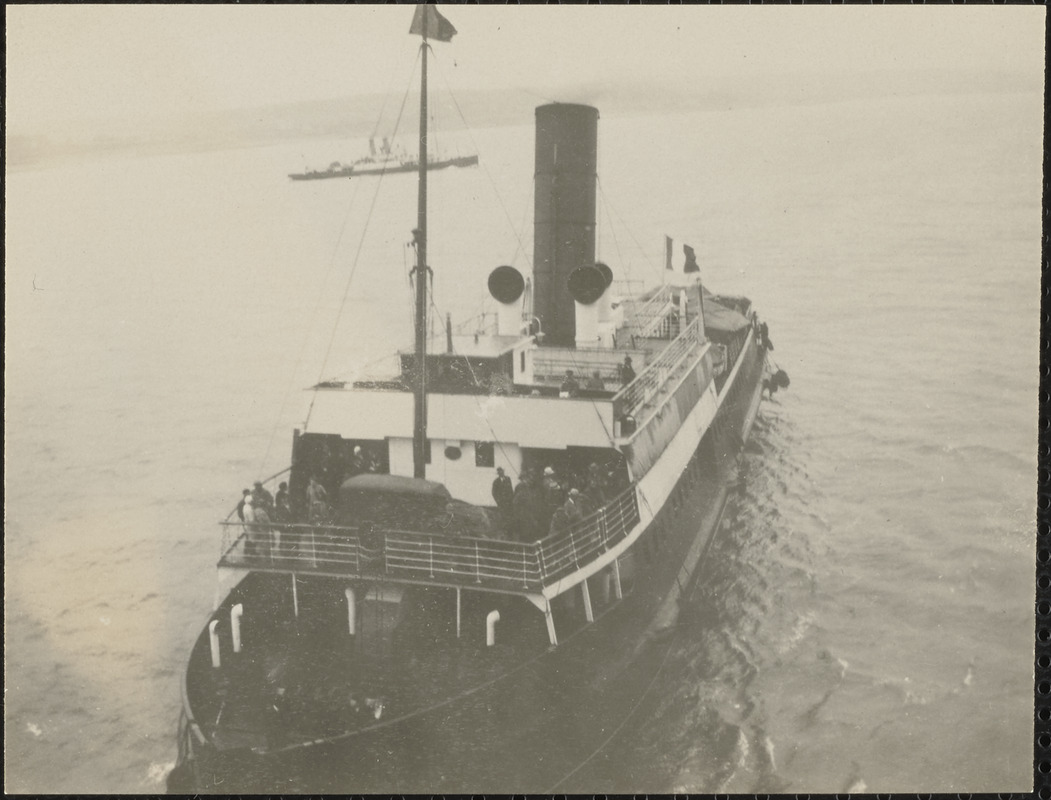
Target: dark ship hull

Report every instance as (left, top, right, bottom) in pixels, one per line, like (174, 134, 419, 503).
(168, 340, 766, 793)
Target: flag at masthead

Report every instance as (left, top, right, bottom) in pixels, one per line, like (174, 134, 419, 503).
(409, 5, 457, 42)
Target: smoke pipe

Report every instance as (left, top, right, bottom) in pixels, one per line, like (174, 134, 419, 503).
(533, 103, 599, 348)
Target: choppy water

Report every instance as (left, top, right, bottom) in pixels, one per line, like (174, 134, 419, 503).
(5, 89, 1039, 793)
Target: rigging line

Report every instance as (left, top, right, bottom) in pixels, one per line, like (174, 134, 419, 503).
(432, 53, 531, 271)
(596, 177, 650, 339)
(460, 352, 522, 481)
(258, 155, 371, 474)
(598, 176, 664, 282)
(368, 42, 408, 145)
(505, 182, 534, 270)
(545, 637, 677, 792)
(308, 48, 420, 419)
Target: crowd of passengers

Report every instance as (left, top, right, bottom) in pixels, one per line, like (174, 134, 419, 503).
(491, 460, 626, 542)
(557, 356, 636, 398)
(234, 452, 626, 558)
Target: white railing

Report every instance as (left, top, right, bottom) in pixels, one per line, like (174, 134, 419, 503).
(533, 346, 648, 386)
(613, 317, 706, 422)
(622, 285, 675, 338)
(217, 484, 641, 594)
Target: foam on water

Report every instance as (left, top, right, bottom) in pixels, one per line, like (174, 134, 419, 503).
(5, 89, 1040, 792)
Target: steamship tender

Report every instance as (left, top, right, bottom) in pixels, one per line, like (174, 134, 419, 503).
(169, 6, 777, 793)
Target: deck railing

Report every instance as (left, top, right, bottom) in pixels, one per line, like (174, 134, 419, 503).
(532, 346, 649, 386)
(534, 484, 641, 583)
(613, 317, 707, 423)
(218, 485, 640, 595)
(622, 284, 675, 338)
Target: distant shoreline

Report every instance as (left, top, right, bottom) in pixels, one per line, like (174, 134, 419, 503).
(8, 74, 1039, 170)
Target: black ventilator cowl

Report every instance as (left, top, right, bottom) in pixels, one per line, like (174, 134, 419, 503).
(567, 265, 606, 305)
(488, 265, 526, 304)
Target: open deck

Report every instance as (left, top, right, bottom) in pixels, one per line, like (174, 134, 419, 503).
(220, 484, 641, 599)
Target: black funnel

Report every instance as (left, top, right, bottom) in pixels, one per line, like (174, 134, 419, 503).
(533, 103, 599, 347)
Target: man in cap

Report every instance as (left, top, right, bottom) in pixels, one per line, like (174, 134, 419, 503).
(275, 480, 289, 509)
(491, 467, 513, 525)
(252, 480, 274, 510)
(619, 356, 636, 386)
(541, 466, 562, 523)
(273, 481, 292, 552)
(563, 488, 584, 524)
(585, 370, 606, 391)
(560, 369, 580, 398)
(513, 469, 539, 541)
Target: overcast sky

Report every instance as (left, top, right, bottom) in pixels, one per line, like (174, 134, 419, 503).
(7, 5, 1044, 135)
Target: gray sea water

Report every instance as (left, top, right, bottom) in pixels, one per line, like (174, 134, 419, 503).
(5, 89, 1040, 793)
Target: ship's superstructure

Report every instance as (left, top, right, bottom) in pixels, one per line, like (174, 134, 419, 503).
(170, 7, 777, 793)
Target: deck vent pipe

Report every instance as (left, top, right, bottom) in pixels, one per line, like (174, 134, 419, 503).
(568, 264, 605, 348)
(595, 262, 614, 324)
(208, 620, 221, 668)
(345, 588, 356, 635)
(486, 609, 501, 647)
(230, 604, 243, 654)
(488, 266, 526, 337)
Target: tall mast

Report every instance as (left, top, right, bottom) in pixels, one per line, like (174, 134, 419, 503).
(412, 33, 429, 479)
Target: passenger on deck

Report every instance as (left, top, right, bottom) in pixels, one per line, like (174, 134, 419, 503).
(306, 475, 329, 522)
(548, 506, 570, 536)
(759, 321, 774, 351)
(585, 370, 606, 391)
(491, 467, 513, 522)
(563, 488, 584, 524)
(560, 370, 580, 397)
(619, 356, 636, 386)
(351, 446, 366, 474)
(513, 471, 539, 541)
(236, 488, 251, 522)
(275, 481, 290, 514)
(541, 466, 562, 516)
(252, 480, 274, 510)
(243, 495, 266, 558)
(272, 483, 292, 556)
(585, 463, 608, 510)
(253, 501, 275, 557)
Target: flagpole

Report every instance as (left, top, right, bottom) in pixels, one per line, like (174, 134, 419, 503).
(412, 28, 429, 479)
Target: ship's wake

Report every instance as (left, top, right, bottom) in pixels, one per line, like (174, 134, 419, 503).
(622, 405, 826, 794)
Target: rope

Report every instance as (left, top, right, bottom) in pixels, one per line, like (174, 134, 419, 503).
(545, 634, 677, 792)
(258, 177, 367, 473)
(432, 53, 531, 273)
(598, 177, 664, 284)
(305, 48, 421, 429)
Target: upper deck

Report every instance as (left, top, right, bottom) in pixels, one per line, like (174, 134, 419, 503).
(220, 482, 641, 600)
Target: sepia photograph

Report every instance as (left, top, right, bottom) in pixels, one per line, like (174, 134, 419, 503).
(5, 4, 1043, 793)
